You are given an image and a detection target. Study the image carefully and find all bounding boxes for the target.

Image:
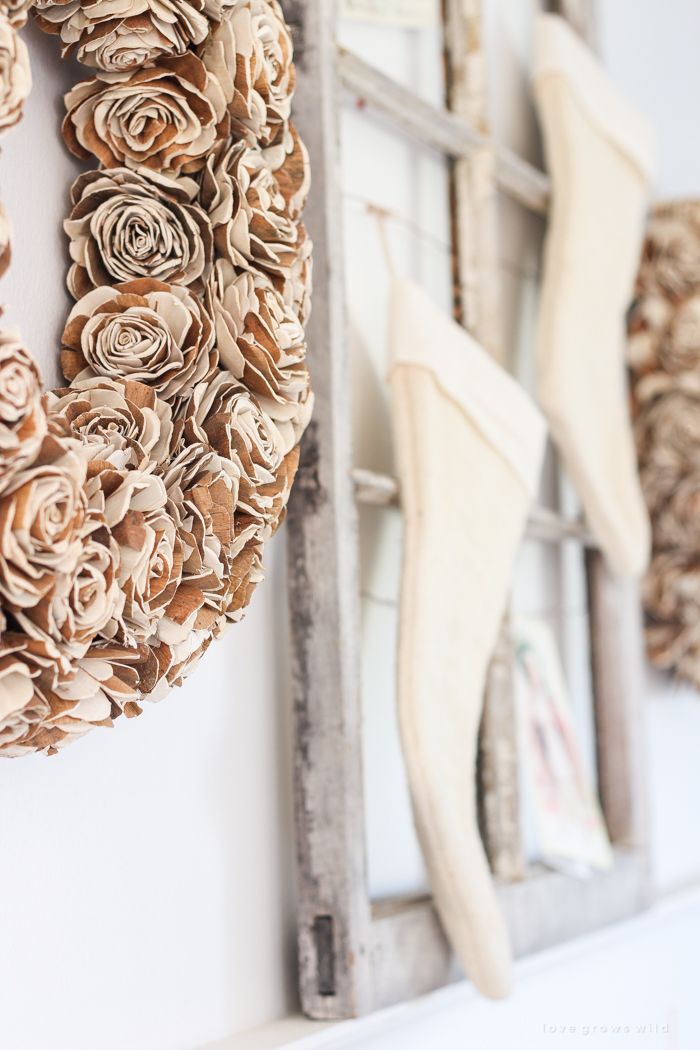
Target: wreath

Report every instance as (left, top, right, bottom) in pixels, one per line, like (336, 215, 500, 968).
(628, 203, 700, 686)
(0, 0, 312, 755)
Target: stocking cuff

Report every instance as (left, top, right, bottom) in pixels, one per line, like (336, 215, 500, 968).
(533, 12, 655, 185)
(388, 277, 547, 501)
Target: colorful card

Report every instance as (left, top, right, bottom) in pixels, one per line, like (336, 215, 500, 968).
(513, 614, 614, 873)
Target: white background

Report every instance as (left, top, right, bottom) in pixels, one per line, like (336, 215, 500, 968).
(0, 3, 700, 1049)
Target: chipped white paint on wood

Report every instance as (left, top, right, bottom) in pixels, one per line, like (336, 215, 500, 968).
(282, 0, 372, 1018)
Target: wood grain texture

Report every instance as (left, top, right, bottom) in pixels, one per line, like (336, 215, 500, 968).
(443, 0, 505, 351)
(282, 0, 372, 1019)
(370, 895, 458, 1009)
(368, 846, 648, 1007)
(497, 848, 649, 957)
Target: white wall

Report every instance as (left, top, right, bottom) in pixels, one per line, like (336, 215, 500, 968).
(0, 22, 298, 1050)
(598, 0, 700, 200)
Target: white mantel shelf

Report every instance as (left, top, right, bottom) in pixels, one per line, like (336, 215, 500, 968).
(199, 883, 700, 1050)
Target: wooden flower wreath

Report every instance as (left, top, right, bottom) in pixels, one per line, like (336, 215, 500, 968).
(629, 203, 700, 686)
(0, 0, 312, 755)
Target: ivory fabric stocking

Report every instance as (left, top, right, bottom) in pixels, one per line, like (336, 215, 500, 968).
(388, 278, 546, 999)
(533, 13, 654, 577)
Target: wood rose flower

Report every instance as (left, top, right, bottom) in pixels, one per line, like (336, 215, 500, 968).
(640, 204, 700, 300)
(202, 137, 310, 276)
(60, 277, 216, 403)
(629, 202, 700, 690)
(62, 53, 228, 174)
(0, 192, 11, 279)
(0, 439, 88, 613)
(210, 260, 312, 445)
(636, 387, 700, 477)
(64, 168, 213, 297)
(0, 327, 47, 493)
(1, 0, 34, 28)
(0, 636, 53, 752)
(0, 6, 30, 136)
(183, 369, 298, 542)
(202, 0, 294, 145)
(34, 0, 210, 71)
(44, 377, 174, 470)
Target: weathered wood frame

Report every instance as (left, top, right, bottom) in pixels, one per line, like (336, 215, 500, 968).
(284, 0, 649, 1021)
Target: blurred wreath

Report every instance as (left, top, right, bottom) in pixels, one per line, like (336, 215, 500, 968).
(628, 202, 700, 686)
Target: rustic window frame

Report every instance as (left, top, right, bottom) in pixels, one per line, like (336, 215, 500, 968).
(283, 0, 650, 1020)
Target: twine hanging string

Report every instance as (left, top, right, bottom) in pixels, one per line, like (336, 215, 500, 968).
(346, 194, 534, 281)
(366, 202, 397, 278)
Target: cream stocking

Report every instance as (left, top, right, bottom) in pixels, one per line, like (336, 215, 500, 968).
(533, 12, 654, 576)
(388, 278, 546, 999)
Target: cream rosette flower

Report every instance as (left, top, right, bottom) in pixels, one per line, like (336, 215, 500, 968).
(635, 387, 700, 476)
(0, 439, 88, 613)
(162, 440, 239, 628)
(142, 623, 212, 702)
(45, 377, 174, 471)
(0, 8, 31, 137)
(151, 540, 266, 676)
(63, 53, 228, 175)
(183, 369, 288, 536)
(202, 0, 295, 146)
(627, 293, 672, 374)
(200, 137, 311, 313)
(119, 502, 183, 641)
(656, 295, 700, 374)
(265, 122, 312, 221)
(0, 635, 52, 753)
(7, 645, 144, 755)
(654, 471, 700, 553)
(1, 0, 35, 28)
(14, 533, 124, 660)
(0, 327, 48, 494)
(210, 260, 312, 446)
(638, 463, 679, 521)
(0, 635, 135, 756)
(61, 277, 216, 404)
(644, 204, 700, 300)
(0, 192, 11, 280)
(35, 0, 209, 71)
(287, 230, 312, 324)
(643, 551, 700, 674)
(85, 463, 183, 641)
(222, 542, 264, 625)
(65, 168, 213, 298)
